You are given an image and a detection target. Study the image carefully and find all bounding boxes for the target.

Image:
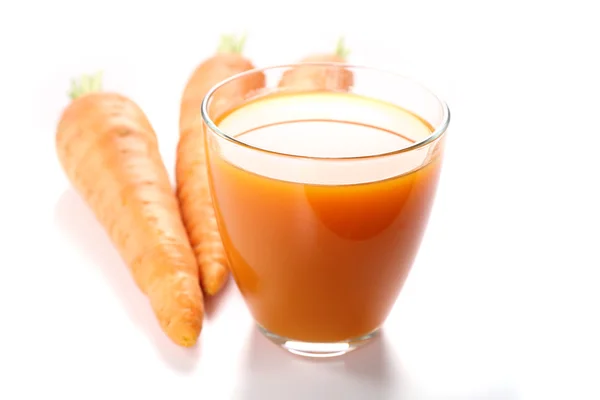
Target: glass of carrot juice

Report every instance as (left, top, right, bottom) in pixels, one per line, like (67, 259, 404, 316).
(201, 63, 450, 358)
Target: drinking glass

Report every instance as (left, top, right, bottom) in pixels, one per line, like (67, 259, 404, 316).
(201, 63, 450, 358)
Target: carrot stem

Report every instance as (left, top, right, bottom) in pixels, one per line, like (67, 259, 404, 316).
(217, 33, 247, 54)
(335, 36, 350, 60)
(68, 71, 103, 100)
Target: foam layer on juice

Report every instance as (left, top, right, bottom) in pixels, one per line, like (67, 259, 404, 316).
(215, 92, 437, 185)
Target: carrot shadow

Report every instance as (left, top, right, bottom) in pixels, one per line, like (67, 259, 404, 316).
(53, 189, 200, 373)
(232, 327, 411, 400)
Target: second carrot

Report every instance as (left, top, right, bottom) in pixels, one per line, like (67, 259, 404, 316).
(176, 34, 266, 296)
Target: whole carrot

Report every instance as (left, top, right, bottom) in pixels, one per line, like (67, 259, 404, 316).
(56, 73, 204, 347)
(278, 37, 354, 91)
(176, 34, 266, 296)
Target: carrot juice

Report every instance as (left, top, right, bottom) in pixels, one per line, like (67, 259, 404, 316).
(206, 89, 446, 345)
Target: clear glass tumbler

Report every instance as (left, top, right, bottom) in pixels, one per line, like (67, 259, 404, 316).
(201, 63, 450, 358)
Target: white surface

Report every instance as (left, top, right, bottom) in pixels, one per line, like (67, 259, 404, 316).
(1, 1, 599, 399)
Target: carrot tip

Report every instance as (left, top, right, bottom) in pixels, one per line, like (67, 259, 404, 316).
(335, 36, 350, 60)
(217, 32, 247, 54)
(68, 71, 103, 100)
(180, 335, 197, 347)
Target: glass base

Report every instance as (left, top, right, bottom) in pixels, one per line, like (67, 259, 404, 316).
(257, 324, 380, 358)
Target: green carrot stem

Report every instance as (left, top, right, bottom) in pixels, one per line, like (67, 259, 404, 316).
(335, 36, 350, 60)
(68, 71, 103, 100)
(217, 33, 247, 54)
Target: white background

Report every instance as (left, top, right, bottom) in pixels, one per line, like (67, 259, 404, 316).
(1, 0, 599, 399)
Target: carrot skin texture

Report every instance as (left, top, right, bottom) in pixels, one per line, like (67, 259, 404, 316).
(177, 53, 266, 296)
(56, 92, 204, 347)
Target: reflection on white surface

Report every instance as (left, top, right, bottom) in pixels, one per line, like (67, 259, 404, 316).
(233, 329, 407, 400)
(233, 326, 519, 400)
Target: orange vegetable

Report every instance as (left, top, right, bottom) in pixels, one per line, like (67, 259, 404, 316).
(176, 34, 266, 295)
(56, 73, 204, 347)
(278, 37, 354, 91)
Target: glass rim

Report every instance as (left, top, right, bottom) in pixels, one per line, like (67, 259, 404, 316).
(200, 62, 451, 161)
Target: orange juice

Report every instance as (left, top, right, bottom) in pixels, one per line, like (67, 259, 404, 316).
(207, 91, 444, 343)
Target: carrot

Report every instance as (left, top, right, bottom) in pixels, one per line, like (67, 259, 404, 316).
(278, 37, 354, 91)
(56, 72, 204, 347)
(176, 34, 266, 296)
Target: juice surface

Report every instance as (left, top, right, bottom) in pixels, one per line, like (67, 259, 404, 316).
(208, 91, 443, 342)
